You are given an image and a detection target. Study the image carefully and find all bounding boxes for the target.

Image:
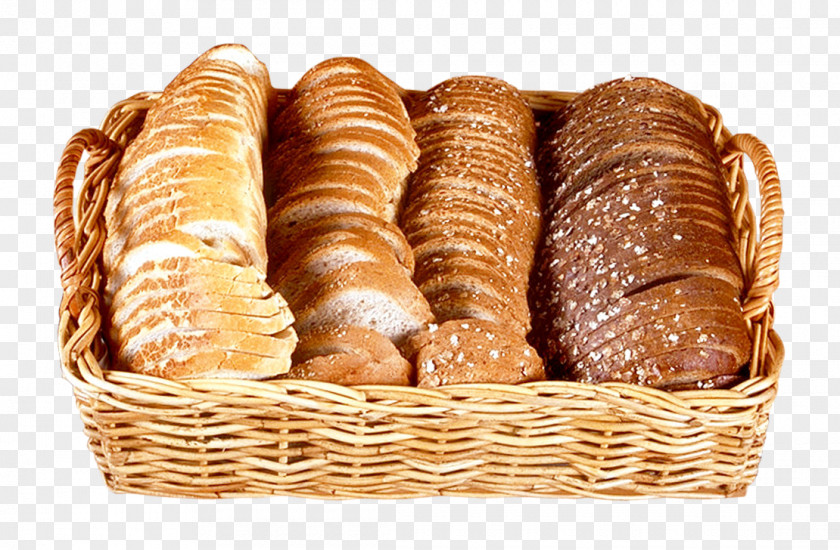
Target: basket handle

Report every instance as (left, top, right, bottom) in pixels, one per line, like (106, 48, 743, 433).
(54, 128, 121, 316)
(725, 133, 784, 321)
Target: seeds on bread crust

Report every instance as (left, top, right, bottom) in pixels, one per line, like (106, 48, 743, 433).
(531, 76, 751, 389)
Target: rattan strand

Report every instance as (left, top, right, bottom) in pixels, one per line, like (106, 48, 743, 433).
(53, 88, 784, 499)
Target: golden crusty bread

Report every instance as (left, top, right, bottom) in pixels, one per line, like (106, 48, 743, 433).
(108, 257, 273, 313)
(124, 328, 297, 380)
(103, 45, 297, 379)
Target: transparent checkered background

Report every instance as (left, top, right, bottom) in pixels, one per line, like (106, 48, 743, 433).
(2, 0, 837, 547)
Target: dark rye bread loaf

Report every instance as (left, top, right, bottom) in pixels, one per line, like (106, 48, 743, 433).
(401, 76, 545, 386)
(531, 76, 751, 390)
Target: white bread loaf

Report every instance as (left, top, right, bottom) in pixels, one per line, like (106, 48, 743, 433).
(103, 44, 297, 379)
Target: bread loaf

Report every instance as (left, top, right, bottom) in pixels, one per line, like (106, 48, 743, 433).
(102, 45, 297, 379)
(531, 77, 750, 389)
(401, 76, 546, 386)
(266, 58, 432, 385)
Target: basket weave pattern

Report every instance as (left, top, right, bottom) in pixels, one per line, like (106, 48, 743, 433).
(53, 90, 784, 499)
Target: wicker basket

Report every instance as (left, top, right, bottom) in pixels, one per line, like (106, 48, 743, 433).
(54, 88, 784, 499)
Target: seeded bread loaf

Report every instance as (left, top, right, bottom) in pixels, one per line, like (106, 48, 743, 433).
(401, 76, 546, 386)
(531, 77, 750, 389)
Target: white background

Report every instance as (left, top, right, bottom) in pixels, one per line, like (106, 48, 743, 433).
(3, 0, 837, 547)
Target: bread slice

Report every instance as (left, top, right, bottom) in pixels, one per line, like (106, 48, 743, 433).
(284, 162, 390, 203)
(271, 234, 409, 304)
(108, 152, 263, 214)
(543, 159, 730, 224)
(564, 276, 742, 359)
(130, 349, 293, 380)
(409, 75, 535, 144)
(580, 306, 750, 371)
(408, 230, 529, 289)
(291, 57, 405, 96)
(268, 212, 414, 274)
(541, 77, 710, 149)
(412, 123, 533, 165)
(540, 211, 740, 312)
(413, 254, 531, 329)
(574, 325, 751, 387)
(288, 112, 417, 165)
(267, 186, 382, 237)
(107, 256, 268, 306)
(406, 163, 531, 202)
(410, 319, 544, 387)
(123, 327, 297, 379)
(113, 284, 292, 327)
(105, 230, 253, 298)
(108, 282, 278, 349)
(549, 142, 724, 208)
(305, 129, 415, 179)
(545, 180, 732, 245)
(653, 360, 747, 390)
(424, 287, 526, 336)
(291, 262, 434, 348)
(268, 149, 404, 218)
(402, 201, 535, 266)
(115, 305, 295, 361)
(116, 201, 266, 269)
(284, 325, 412, 385)
(285, 353, 412, 386)
(403, 183, 541, 247)
(536, 238, 744, 341)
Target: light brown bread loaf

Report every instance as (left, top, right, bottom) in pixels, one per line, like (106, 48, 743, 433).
(284, 326, 413, 386)
(266, 57, 431, 385)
